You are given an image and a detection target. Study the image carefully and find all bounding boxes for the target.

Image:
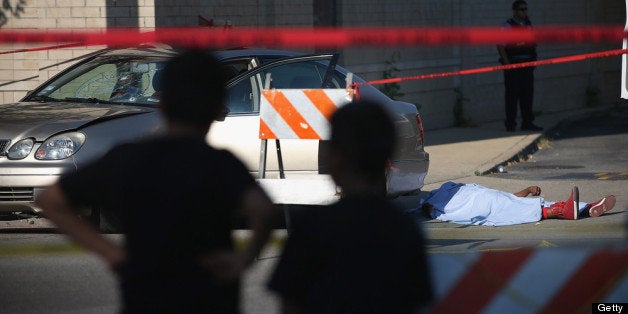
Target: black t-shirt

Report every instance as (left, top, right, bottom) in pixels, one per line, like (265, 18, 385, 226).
(59, 136, 256, 313)
(268, 196, 433, 314)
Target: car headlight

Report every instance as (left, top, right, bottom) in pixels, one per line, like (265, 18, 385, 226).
(7, 138, 35, 160)
(35, 132, 86, 160)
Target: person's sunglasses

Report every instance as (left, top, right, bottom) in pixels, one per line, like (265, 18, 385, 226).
(516, 7, 528, 11)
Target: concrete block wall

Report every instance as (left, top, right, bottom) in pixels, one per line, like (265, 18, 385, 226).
(0, 0, 156, 103)
(337, 0, 624, 129)
(0, 0, 624, 129)
(151, 0, 313, 27)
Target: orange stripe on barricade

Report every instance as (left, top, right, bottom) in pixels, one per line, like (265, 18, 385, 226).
(259, 89, 354, 140)
(303, 89, 338, 120)
(263, 90, 321, 139)
(432, 249, 534, 314)
(429, 248, 628, 313)
(0, 25, 623, 48)
(540, 249, 628, 314)
(258, 119, 277, 140)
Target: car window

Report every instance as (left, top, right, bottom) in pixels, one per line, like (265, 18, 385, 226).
(226, 76, 257, 114)
(32, 57, 166, 107)
(224, 56, 346, 115)
(222, 58, 255, 80)
(48, 63, 119, 101)
(264, 60, 345, 89)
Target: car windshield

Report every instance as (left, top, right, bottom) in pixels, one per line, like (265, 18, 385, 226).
(28, 56, 167, 107)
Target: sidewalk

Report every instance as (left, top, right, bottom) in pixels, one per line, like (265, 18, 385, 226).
(420, 103, 624, 191)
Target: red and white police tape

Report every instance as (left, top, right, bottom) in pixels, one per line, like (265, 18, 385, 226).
(358, 48, 628, 87)
(2, 26, 625, 95)
(0, 25, 624, 48)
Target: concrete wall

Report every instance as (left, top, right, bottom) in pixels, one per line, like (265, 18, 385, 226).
(0, 0, 624, 129)
(0, 0, 156, 104)
(337, 0, 625, 129)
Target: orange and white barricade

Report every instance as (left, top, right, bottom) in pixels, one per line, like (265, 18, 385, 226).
(257, 87, 354, 180)
(259, 88, 355, 140)
(429, 248, 628, 314)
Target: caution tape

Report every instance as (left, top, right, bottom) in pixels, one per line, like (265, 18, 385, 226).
(0, 42, 84, 55)
(0, 25, 624, 48)
(1, 27, 626, 103)
(358, 48, 628, 86)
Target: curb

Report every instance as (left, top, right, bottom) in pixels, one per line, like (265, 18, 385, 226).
(480, 104, 626, 176)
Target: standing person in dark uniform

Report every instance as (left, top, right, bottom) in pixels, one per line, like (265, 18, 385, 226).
(497, 0, 543, 132)
(36, 50, 278, 314)
(268, 101, 433, 314)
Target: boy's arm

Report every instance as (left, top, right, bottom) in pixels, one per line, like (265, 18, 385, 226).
(238, 186, 278, 266)
(35, 184, 125, 271)
(203, 185, 278, 279)
(514, 186, 541, 197)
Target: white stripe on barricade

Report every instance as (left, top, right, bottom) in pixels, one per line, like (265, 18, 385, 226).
(429, 248, 628, 314)
(259, 89, 354, 140)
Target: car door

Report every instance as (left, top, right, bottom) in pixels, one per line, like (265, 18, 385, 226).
(207, 54, 345, 178)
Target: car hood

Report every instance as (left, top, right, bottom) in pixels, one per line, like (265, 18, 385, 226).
(0, 101, 153, 141)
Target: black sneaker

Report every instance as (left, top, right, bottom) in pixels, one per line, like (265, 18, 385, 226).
(521, 124, 543, 131)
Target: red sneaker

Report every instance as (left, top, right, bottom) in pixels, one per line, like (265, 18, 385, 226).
(588, 195, 616, 217)
(543, 186, 579, 220)
(565, 186, 579, 220)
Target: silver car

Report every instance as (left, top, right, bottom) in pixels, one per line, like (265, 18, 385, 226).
(0, 47, 429, 229)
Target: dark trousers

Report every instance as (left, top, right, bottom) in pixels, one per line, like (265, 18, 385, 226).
(503, 67, 535, 128)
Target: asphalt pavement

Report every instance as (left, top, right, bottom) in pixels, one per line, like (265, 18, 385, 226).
(2, 103, 626, 314)
(391, 102, 628, 247)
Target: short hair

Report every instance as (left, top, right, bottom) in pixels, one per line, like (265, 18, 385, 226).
(512, 0, 527, 10)
(330, 100, 396, 181)
(160, 49, 228, 127)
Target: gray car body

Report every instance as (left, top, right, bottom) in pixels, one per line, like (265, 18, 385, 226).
(0, 47, 429, 216)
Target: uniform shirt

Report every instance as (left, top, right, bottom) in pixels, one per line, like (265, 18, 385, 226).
(59, 136, 256, 313)
(502, 17, 537, 62)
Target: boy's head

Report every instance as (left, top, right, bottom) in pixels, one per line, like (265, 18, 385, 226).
(159, 49, 229, 129)
(329, 100, 396, 187)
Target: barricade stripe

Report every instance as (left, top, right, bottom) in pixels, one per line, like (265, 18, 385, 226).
(539, 250, 628, 314)
(259, 100, 298, 139)
(258, 119, 277, 140)
(303, 89, 338, 120)
(482, 249, 591, 313)
(262, 91, 321, 139)
(429, 253, 482, 300)
(603, 272, 628, 302)
(432, 249, 534, 314)
(281, 90, 331, 139)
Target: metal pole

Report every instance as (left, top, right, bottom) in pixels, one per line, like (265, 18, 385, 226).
(276, 139, 285, 179)
(258, 139, 268, 179)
